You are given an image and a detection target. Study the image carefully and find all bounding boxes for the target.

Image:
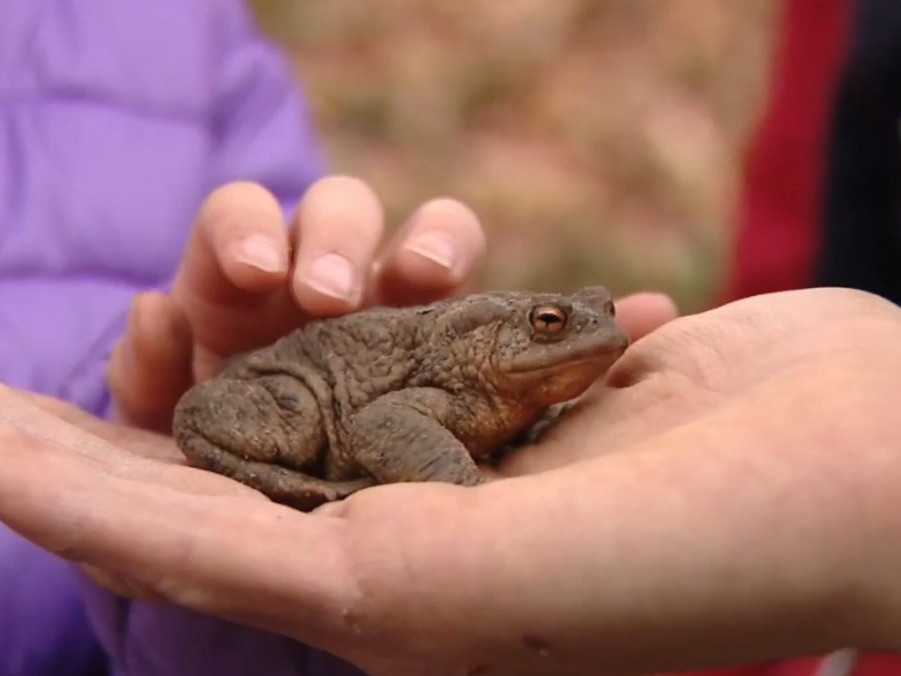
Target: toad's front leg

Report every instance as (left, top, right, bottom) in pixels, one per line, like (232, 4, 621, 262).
(349, 388, 483, 487)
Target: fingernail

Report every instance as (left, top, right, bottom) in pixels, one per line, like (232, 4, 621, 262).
(305, 252, 356, 301)
(404, 231, 457, 270)
(233, 234, 286, 273)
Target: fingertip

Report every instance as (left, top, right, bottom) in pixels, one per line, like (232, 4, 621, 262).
(378, 198, 486, 304)
(619, 291, 679, 315)
(200, 181, 281, 219)
(296, 175, 384, 242)
(615, 292, 679, 341)
(302, 175, 382, 212)
(402, 198, 485, 282)
(291, 252, 362, 317)
(194, 182, 290, 294)
(222, 233, 290, 290)
(292, 175, 385, 313)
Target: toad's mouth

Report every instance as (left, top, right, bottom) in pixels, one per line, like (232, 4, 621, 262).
(503, 332, 628, 375)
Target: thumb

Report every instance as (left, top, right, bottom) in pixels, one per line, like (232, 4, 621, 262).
(615, 292, 679, 341)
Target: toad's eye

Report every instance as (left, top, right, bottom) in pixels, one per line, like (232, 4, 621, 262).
(529, 305, 568, 335)
(604, 300, 615, 316)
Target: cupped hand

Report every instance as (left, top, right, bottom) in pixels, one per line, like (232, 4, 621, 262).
(108, 177, 487, 431)
(5, 288, 901, 675)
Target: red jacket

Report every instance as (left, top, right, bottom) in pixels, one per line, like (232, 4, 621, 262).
(726, 0, 847, 300)
(716, 1, 898, 674)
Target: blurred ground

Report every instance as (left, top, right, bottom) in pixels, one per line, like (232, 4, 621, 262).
(250, 1, 776, 311)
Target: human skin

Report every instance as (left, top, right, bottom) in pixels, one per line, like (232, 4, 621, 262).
(3, 287, 899, 674)
(108, 177, 488, 432)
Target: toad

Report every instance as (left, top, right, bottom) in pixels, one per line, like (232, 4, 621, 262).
(173, 286, 628, 510)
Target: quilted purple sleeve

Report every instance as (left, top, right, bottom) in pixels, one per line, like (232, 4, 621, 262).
(205, 0, 326, 214)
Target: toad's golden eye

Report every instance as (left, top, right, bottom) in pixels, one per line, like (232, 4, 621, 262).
(529, 305, 567, 334)
(604, 299, 615, 316)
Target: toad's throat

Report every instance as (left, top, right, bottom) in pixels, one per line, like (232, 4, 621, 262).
(504, 333, 627, 374)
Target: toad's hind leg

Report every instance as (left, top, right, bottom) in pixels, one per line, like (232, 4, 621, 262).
(175, 432, 374, 511)
(173, 375, 374, 510)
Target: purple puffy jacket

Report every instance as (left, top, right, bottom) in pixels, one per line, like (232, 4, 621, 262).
(0, 2, 362, 674)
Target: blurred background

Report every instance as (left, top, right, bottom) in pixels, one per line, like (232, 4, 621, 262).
(250, 1, 776, 312)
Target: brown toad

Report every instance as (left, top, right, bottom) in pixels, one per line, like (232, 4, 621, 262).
(172, 286, 628, 510)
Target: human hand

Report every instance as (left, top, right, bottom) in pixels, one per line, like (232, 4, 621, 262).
(4, 289, 900, 675)
(493, 287, 901, 670)
(108, 177, 487, 431)
(0, 293, 670, 675)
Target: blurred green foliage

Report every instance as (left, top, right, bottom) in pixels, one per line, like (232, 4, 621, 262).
(250, 0, 775, 311)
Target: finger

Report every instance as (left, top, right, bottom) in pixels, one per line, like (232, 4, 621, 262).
(615, 292, 678, 341)
(184, 182, 290, 294)
(291, 176, 384, 316)
(0, 388, 261, 497)
(0, 416, 357, 648)
(372, 198, 486, 306)
(24, 392, 101, 426)
(173, 182, 301, 360)
(107, 292, 194, 432)
(22, 391, 186, 463)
